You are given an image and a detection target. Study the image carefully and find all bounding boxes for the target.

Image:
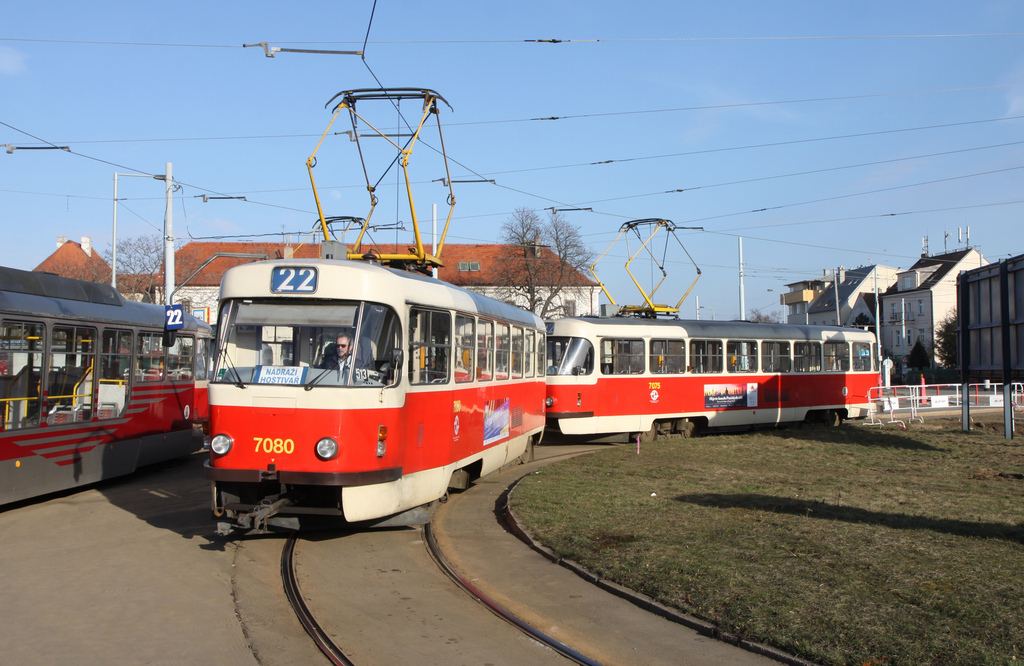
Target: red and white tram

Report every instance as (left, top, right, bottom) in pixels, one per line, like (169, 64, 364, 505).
(0, 266, 212, 505)
(545, 317, 878, 441)
(205, 258, 546, 533)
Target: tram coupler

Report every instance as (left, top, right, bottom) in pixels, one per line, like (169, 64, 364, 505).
(216, 498, 296, 536)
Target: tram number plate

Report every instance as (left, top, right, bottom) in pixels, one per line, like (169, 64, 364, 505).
(271, 267, 317, 293)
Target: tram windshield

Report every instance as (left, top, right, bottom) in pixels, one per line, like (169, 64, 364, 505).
(212, 300, 402, 388)
(546, 336, 594, 376)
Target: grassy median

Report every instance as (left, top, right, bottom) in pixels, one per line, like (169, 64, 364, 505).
(511, 417, 1024, 665)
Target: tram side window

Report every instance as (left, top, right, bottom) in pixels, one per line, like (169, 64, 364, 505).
(136, 332, 165, 382)
(99, 329, 132, 420)
(524, 330, 535, 377)
(48, 325, 96, 424)
(166, 335, 195, 380)
(727, 340, 757, 373)
(454, 315, 475, 383)
(495, 323, 511, 380)
(477, 320, 493, 381)
(824, 341, 850, 372)
(511, 327, 524, 379)
(852, 341, 874, 372)
(409, 309, 451, 385)
(600, 338, 644, 375)
(537, 332, 546, 374)
(195, 337, 210, 381)
(650, 339, 686, 374)
(794, 342, 822, 372)
(689, 339, 723, 374)
(761, 341, 792, 373)
(0, 320, 44, 430)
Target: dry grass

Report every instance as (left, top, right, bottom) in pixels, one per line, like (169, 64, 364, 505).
(512, 417, 1024, 665)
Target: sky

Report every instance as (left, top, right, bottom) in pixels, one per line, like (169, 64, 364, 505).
(2, 1, 1022, 320)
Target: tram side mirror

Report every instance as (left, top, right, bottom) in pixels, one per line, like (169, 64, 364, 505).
(377, 348, 403, 384)
(162, 330, 177, 347)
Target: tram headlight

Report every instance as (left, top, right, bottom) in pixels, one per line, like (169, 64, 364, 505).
(210, 434, 233, 455)
(315, 437, 339, 461)
(545, 396, 554, 408)
(377, 425, 387, 458)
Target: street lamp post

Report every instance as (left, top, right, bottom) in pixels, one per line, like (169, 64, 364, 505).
(699, 305, 716, 320)
(112, 170, 166, 289)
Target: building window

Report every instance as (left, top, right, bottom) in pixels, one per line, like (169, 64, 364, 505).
(918, 299, 924, 315)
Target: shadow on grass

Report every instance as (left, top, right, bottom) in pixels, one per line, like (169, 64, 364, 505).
(674, 492, 1024, 543)
(777, 425, 945, 451)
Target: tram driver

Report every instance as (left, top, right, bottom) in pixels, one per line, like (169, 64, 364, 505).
(322, 333, 379, 385)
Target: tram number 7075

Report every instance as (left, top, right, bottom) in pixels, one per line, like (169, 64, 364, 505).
(254, 437, 295, 455)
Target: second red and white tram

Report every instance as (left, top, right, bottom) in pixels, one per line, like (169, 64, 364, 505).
(545, 317, 878, 441)
(205, 259, 547, 533)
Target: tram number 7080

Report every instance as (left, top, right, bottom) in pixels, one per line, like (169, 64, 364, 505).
(270, 267, 317, 293)
(254, 437, 295, 455)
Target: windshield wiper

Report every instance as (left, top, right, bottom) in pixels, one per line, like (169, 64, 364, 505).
(304, 367, 337, 391)
(217, 349, 247, 389)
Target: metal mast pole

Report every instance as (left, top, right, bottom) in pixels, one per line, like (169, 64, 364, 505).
(738, 237, 745, 320)
(112, 174, 119, 288)
(163, 162, 174, 306)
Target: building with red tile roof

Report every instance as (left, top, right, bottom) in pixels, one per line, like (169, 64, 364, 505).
(33, 236, 111, 285)
(170, 241, 599, 324)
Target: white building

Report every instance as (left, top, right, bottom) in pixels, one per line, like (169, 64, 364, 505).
(879, 248, 986, 370)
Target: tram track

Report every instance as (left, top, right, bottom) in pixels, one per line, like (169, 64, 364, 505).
(275, 445, 608, 666)
(281, 532, 355, 666)
(422, 521, 602, 666)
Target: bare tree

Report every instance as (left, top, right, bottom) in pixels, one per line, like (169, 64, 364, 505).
(103, 235, 164, 303)
(494, 208, 594, 319)
(748, 307, 783, 323)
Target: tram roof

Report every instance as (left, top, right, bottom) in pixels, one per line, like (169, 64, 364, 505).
(0, 265, 209, 332)
(219, 258, 545, 330)
(548, 316, 875, 342)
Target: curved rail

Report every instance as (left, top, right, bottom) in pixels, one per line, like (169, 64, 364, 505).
(422, 521, 603, 666)
(281, 533, 355, 666)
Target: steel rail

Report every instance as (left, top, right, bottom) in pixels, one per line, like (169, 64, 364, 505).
(281, 533, 355, 666)
(422, 521, 604, 666)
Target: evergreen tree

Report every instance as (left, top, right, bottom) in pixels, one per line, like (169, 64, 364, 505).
(908, 339, 931, 369)
(934, 309, 959, 369)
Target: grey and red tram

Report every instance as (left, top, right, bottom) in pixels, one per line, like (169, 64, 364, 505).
(0, 266, 213, 506)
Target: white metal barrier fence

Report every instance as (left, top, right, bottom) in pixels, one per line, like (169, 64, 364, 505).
(865, 382, 1024, 429)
